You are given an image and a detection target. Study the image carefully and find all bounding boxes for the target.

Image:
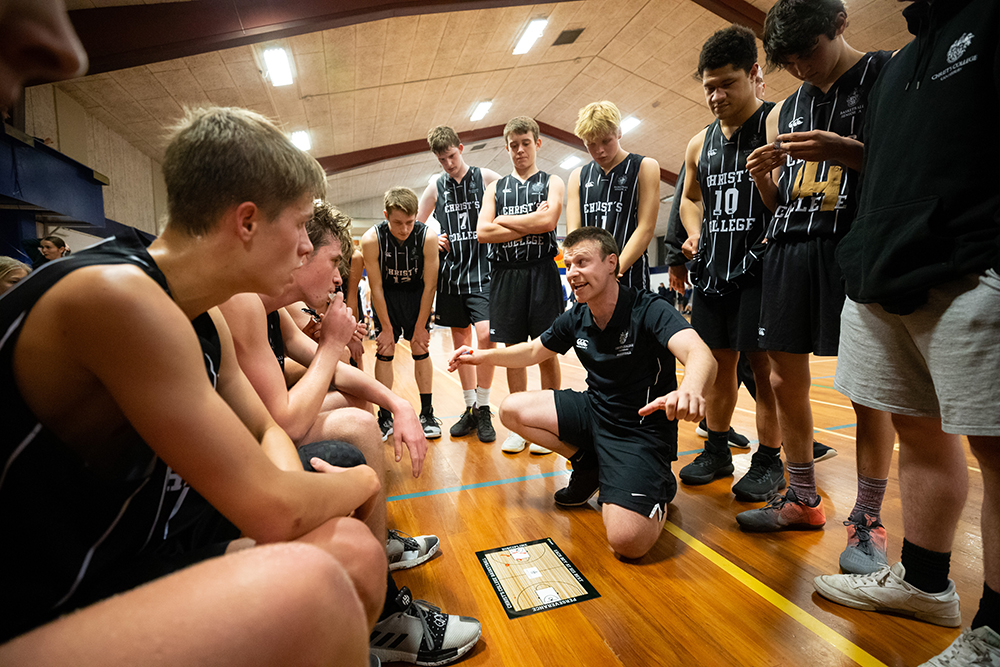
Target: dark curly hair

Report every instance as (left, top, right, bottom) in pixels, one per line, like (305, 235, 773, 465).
(763, 0, 846, 70)
(698, 25, 758, 76)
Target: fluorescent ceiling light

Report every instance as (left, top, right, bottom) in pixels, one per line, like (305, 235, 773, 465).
(470, 100, 492, 121)
(291, 131, 311, 151)
(560, 156, 582, 169)
(263, 47, 293, 87)
(621, 116, 641, 134)
(513, 19, 548, 55)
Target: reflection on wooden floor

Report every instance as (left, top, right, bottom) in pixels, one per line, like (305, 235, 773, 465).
(368, 325, 984, 667)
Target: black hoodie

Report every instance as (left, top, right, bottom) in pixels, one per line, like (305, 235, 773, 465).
(836, 0, 1000, 314)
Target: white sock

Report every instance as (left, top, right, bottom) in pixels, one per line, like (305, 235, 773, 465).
(463, 389, 476, 408)
(476, 387, 491, 408)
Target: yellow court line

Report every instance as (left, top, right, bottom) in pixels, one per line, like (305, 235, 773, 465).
(662, 521, 887, 667)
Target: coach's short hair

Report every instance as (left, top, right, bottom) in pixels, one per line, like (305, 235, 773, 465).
(574, 101, 622, 142)
(384, 187, 418, 217)
(763, 0, 846, 70)
(503, 116, 540, 143)
(427, 126, 461, 154)
(698, 25, 758, 76)
(162, 107, 327, 236)
(563, 226, 620, 276)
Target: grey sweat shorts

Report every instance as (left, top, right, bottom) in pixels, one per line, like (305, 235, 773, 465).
(834, 270, 1000, 436)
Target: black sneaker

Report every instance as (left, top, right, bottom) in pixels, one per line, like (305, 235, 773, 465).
(554, 467, 600, 506)
(370, 587, 481, 666)
(679, 444, 734, 485)
(420, 409, 442, 439)
(476, 405, 496, 443)
(732, 449, 786, 502)
(449, 406, 477, 438)
(813, 441, 837, 462)
(379, 412, 394, 441)
(695, 419, 750, 448)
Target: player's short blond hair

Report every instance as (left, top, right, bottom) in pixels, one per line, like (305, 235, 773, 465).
(574, 101, 621, 142)
(384, 187, 418, 217)
(427, 126, 461, 154)
(503, 116, 539, 143)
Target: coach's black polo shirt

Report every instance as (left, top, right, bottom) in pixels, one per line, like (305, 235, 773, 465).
(540, 285, 691, 426)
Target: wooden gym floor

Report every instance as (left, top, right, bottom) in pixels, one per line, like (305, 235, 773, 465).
(366, 324, 984, 667)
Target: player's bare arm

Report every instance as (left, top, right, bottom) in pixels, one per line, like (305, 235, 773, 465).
(638, 328, 716, 422)
(346, 249, 366, 365)
(417, 182, 448, 252)
(15, 266, 378, 543)
(410, 231, 440, 353)
(360, 229, 395, 357)
(448, 338, 556, 372)
(679, 130, 707, 259)
(746, 99, 784, 211)
(616, 157, 660, 277)
(477, 180, 520, 244)
(565, 167, 583, 233)
(494, 174, 565, 235)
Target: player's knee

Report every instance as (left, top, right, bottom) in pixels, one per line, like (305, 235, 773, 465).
(606, 526, 657, 560)
(316, 517, 387, 623)
(498, 394, 528, 430)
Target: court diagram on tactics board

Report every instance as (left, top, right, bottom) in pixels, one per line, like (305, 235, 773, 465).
(477, 538, 600, 619)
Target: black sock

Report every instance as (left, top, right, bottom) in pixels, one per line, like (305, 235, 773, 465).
(707, 429, 730, 454)
(570, 449, 598, 470)
(972, 582, 1000, 632)
(757, 444, 781, 458)
(901, 538, 951, 594)
(420, 393, 432, 413)
(379, 572, 402, 621)
(378, 407, 391, 421)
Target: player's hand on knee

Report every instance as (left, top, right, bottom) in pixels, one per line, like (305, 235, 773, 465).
(448, 345, 476, 371)
(411, 326, 430, 352)
(376, 329, 395, 356)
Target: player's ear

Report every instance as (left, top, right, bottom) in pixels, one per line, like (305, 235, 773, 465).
(457, 143, 464, 154)
(834, 12, 848, 35)
(233, 201, 261, 242)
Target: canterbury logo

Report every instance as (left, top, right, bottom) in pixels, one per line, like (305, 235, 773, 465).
(576, 338, 589, 349)
(788, 117, 804, 129)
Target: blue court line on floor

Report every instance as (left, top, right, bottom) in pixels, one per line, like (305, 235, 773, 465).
(824, 423, 856, 430)
(387, 470, 570, 502)
(813, 374, 836, 379)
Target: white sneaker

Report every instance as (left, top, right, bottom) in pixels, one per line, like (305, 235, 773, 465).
(919, 626, 1000, 666)
(528, 443, 552, 455)
(501, 433, 527, 453)
(386, 529, 439, 571)
(370, 587, 481, 666)
(813, 562, 961, 627)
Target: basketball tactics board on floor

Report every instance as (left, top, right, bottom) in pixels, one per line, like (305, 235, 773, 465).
(477, 538, 599, 619)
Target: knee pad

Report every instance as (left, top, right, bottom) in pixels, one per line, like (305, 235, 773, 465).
(376, 353, 394, 362)
(412, 352, 430, 361)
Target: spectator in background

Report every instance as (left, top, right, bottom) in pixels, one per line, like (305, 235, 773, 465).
(0, 257, 30, 295)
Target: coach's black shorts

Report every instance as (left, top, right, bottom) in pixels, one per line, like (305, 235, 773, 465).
(691, 278, 762, 351)
(759, 237, 843, 356)
(435, 290, 490, 328)
(373, 289, 427, 342)
(554, 389, 677, 519)
(489, 259, 562, 344)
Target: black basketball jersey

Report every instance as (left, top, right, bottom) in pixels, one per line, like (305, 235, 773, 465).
(434, 166, 490, 295)
(267, 309, 285, 370)
(693, 101, 775, 295)
(578, 153, 649, 290)
(489, 171, 559, 265)
(375, 219, 429, 293)
(0, 230, 222, 639)
(769, 51, 893, 242)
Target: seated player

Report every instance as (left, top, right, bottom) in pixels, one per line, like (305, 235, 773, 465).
(0, 105, 386, 664)
(450, 227, 716, 559)
(219, 201, 481, 666)
(361, 187, 442, 440)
